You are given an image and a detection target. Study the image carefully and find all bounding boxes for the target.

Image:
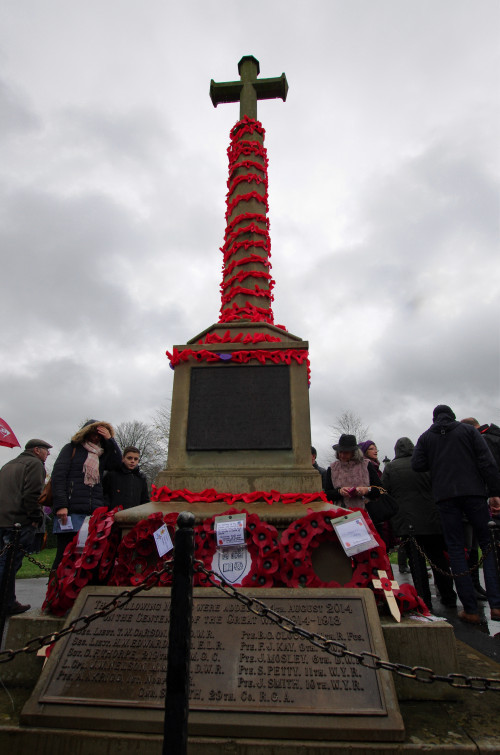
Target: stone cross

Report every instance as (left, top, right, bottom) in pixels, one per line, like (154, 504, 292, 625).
(210, 55, 288, 120)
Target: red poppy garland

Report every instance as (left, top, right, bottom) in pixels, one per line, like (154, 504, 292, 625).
(43, 506, 121, 617)
(194, 509, 281, 588)
(279, 507, 392, 589)
(108, 511, 178, 587)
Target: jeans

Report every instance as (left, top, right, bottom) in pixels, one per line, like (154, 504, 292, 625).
(438, 496, 500, 613)
(0, 524, 36, 611)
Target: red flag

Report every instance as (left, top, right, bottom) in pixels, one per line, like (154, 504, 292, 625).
(0, 418, 20, 448)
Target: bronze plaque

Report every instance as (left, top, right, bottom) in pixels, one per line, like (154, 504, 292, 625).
(22, 588, 404, 741)
(186, 364, 292, 450)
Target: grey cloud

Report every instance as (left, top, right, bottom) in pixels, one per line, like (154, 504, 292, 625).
(0, 77, 39, 137)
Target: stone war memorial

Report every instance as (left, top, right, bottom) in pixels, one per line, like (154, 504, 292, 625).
(10, 56, 467, 754)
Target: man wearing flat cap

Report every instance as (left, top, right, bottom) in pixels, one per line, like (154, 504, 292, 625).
(0, 437, 52, 615)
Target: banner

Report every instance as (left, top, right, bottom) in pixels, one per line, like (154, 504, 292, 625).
(0, 418, 20, 448)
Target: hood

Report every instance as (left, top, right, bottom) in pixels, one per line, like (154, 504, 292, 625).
(71, 421, 115, 445)
(429, 415, 460, 434)
(393, 437, 414, 459)
(485, 423, 500, 438)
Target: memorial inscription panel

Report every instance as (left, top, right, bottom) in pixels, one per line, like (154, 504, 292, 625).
(186, 365, 292, 450)
(39, 589, 382, 714)
(23, 588, 404, 740)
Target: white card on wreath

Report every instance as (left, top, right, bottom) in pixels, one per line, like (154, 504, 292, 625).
(214, 514, 246, 547)
(332, 511, 378, 557)
(154, 523, 174, 558)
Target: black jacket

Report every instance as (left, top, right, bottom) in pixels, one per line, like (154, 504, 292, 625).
(52, 438, 122, 517)
(478, 423, 500, 472)
(412, 411, 500, 502)
(103, 464, 150, 510)
(381, 437, 441, 536)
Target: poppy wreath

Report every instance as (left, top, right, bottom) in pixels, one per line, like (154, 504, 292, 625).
(279, 507, 392, 589)
(193, 509, 281, 588)
(108, 511, 178, 588)
(43, 506, 121, 617)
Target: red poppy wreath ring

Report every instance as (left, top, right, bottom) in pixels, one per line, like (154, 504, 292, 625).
(194, 508, 281, 587)
(279, 507, 391, 588)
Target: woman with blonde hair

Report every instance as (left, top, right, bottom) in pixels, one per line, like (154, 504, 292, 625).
(51, 419, 121, 569)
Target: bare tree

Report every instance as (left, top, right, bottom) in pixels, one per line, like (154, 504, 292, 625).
(151, 402, 171, 461)
(331, 410, 370, 443)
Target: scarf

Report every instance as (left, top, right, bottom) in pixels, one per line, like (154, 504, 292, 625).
(330, 458, 370, 509)
(82, 441, 104, 486)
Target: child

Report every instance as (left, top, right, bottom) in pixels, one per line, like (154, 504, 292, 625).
(103, 446, 150, 510)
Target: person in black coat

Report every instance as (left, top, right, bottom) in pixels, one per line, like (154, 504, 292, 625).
(103, 446, 150, 510)
(412, 405, 500, 624)
(51, 420, 122, 569)
(381, 437, 456, 611)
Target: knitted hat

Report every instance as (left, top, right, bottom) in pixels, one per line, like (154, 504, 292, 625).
(358, 439, 375, 456)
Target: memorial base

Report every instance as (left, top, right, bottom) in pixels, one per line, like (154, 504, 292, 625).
(21, 587, 405, 742)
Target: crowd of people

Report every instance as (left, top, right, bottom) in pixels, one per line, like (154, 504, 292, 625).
(313, 404, 500, 624)
(1, 406, 500, 626)
(0, 419, 149, 615)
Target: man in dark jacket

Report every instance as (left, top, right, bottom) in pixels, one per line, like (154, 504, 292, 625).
(103, 446, 150, 510)
(412, 405, 500, 624)
(381, 437, 456, 611)
(461, 418, 500, 471)
(0, 438, 52, 614)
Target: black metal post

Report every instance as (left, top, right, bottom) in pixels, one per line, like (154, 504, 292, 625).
(0, 523, 22, 646)
(163, 511, 195, 755)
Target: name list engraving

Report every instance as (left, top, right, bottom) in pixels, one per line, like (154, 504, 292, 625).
(41, 590, 385, 716)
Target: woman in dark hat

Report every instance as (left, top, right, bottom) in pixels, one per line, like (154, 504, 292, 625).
(51, 420, 122, 569)
(324, 434, 383, 512)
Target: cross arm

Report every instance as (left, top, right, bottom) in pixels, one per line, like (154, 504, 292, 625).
(254, 74, 288, 103)
(210, 79, 243, 107)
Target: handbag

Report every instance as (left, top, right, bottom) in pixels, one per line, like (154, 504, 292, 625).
(38, 478, 53, 507)
(365, 486, 398, 524)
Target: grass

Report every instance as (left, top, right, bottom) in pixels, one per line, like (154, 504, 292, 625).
(17, 548, 55, 579)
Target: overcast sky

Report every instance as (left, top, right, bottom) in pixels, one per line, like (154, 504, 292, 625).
(0, 1, 498, 472)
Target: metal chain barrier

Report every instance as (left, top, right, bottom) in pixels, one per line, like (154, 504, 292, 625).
(400, 535, 493, 578)
(1, 554, 499, 692)
(193, 560, 500, 692)
(0, 541, 13, 560)
(17, 546, 52, 574)
(0, 559, 174, 664)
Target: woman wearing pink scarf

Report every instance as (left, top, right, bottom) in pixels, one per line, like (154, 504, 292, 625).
(51, 419, 122, 569)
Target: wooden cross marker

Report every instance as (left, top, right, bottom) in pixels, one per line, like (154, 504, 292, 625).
(210, 55, 288, 120)
(372, 570, 401, 623)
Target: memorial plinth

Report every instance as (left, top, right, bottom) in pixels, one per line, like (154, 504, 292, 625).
(154, 327, 319, 496)
(22, 587, 405, 742)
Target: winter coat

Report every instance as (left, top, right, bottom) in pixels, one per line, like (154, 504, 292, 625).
(381, 437, 442, 537)
(103, 464, 150, 510)
(0, 450, 45, 527)
(479, 423, 500, 472)
(51, 433, 122, 517)
(412, 411, 500, 502)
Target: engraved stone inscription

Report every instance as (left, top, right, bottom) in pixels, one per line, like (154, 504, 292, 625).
(41, 590, 385, 716)
(186, 365, 292, 450)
